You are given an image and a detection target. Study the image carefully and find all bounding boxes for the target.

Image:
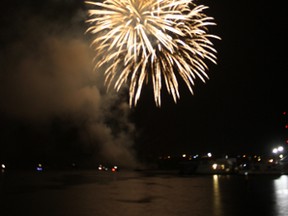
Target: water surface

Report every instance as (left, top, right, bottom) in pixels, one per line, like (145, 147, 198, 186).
(1, 170, 287, 216)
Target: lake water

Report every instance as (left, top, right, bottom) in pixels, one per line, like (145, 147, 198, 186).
(1, 170, 288, 216)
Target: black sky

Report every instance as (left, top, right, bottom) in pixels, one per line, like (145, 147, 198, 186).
(0, 0, 287, 168)
(133, 0, 288, 157)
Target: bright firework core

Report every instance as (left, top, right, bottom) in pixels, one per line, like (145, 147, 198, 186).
(85, 0, 220, 107)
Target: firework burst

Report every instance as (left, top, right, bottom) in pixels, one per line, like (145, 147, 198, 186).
(85, 0, 220, 107)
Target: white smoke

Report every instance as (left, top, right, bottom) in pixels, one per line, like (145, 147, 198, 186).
(0, 5, 141, 169)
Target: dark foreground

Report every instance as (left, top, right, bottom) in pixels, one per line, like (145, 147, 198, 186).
(1, 170, 288, 216)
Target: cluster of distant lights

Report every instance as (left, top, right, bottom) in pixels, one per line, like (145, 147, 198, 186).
(160, 152, 231, 172)
(1, 143, 287, 175)
(272, 146, 284, 156)
(1, 163, 119, 173)
(160, 145, 286, 161)
(98, 164, 118, 172)
(159, 152, 213, 160)
(1, 163, 45, 172)
(159, 147, 287, 173)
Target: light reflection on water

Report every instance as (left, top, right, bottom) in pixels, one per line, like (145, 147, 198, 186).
(273, 175, 288, 216)
(212, 175, 222, 216)
(1, 170, 288, 216)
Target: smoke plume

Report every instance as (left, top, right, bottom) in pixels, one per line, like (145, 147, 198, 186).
(0, 2, 140, 169)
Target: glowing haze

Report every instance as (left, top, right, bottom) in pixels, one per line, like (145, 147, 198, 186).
(85, 0, 220, 106)
(0, 5, 140, 169)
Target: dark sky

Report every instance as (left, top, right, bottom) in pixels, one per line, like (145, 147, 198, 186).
(0, 0, 287, 168)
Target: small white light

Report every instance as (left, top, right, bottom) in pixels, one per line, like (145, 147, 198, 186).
(278, 146, 284, 152)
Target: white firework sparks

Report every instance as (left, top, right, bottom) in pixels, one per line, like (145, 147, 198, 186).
(85, 0, 220, 107)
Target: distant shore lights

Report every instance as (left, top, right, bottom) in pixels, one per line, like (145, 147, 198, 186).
(272, 146, 285, 159)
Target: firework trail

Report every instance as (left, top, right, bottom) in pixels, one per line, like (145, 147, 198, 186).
(85, 0, 220, 107)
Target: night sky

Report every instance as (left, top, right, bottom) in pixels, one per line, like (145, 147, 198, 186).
(0, 0, 287, 168)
